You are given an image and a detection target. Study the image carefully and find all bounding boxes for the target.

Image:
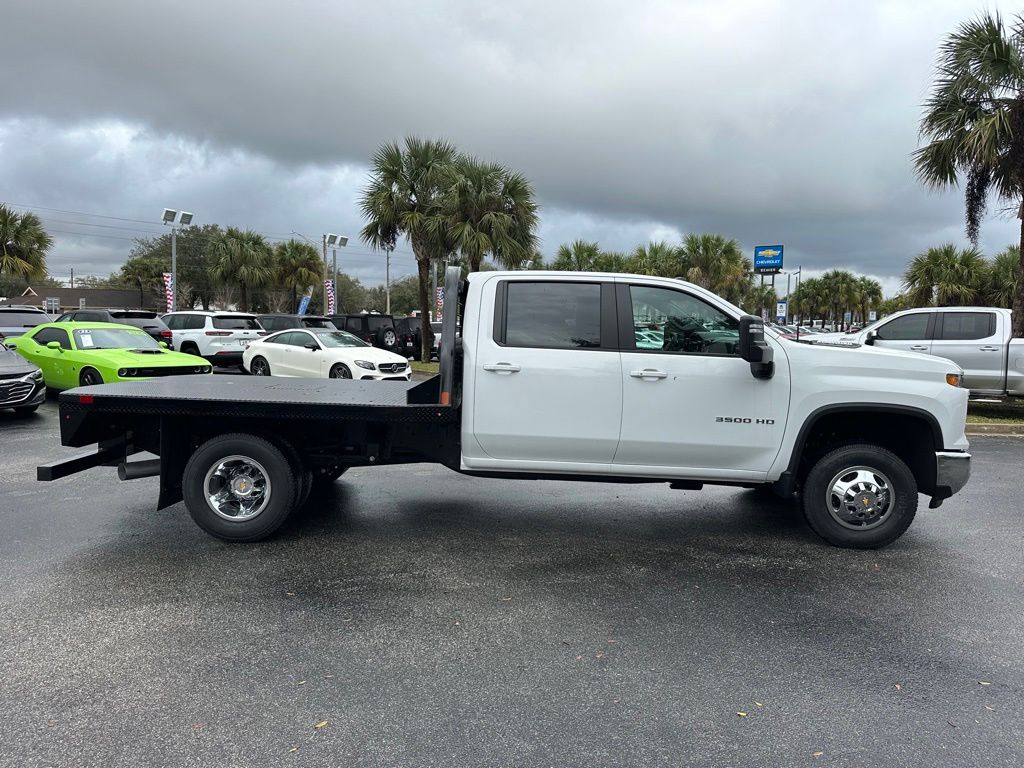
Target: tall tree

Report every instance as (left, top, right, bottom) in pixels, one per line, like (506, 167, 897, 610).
(209, 227, 273, 312)
(855, 276, 884, 324)
(902, 244, 988, 307)
(446, 156, 539, 272)
(626, 241, 678, 276)
(986, 245, 1020, 307)
(0, 205, 52, 283)
(360, 137, 457, 361)
(914, 11, 1024, 335)
(678, 234, 751, 303)
(549, 240, 604, 271)
(274, 239, 322, 313)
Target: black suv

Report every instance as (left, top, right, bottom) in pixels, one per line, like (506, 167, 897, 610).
(56, 309, 172, 344)
(391, 316, 422, 356)
(256, 314, 339, 333)
(329, 314, 399, 351)
(0, 305, 52, 342)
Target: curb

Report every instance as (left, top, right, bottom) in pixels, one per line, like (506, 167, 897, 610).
(965, 423, 1024, 437)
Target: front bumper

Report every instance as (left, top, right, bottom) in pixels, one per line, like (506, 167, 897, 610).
(0, 375, 45, 409)
(930, 450, 971, 507)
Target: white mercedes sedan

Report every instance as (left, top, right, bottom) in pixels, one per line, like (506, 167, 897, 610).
(242, 328, 411, 380)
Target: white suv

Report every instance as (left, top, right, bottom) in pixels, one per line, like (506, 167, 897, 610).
(162, 311, 265, 367)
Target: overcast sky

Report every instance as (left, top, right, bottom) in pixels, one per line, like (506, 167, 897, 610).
(1, 0, 1019, 295)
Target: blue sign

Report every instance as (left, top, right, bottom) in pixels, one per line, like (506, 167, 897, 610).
(297, 295, 311, 315)
(776, 300, 787, 322)
(754, 245, 784, 274)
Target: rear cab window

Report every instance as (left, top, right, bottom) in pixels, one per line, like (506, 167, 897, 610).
(495, 281, 603, 349)
(937, 312, 996, 340)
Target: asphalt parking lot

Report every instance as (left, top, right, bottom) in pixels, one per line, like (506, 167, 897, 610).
(1, 398, 1022, 768)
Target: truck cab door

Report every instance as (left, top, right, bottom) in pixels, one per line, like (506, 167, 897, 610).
(612, 282, 790, 477)
(931, 311, 1002, 392)
(870, 311, 933, 355)
(467, 279, 622, 466)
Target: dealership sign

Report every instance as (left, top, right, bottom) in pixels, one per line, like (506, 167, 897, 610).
(754, 245, 783, 274)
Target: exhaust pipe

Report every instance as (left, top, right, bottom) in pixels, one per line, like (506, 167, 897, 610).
(117, 458, 161, 481)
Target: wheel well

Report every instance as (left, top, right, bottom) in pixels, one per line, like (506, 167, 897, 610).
(79, 366, 101, 384)
(792, 409, 938, 495)
(181, 341, 199, 352)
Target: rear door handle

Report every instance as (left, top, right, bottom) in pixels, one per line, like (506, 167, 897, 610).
(482, 363, 521, 373)
(630, 369, 668, 379)
(979, 346, 999, 352)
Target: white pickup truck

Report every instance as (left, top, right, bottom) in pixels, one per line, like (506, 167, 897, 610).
(39, 268, 971, 550)
(811, 307, 1024, 396)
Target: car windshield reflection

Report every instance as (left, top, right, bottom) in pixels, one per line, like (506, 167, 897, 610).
(73, 328, 159, 350)
(315, 330, 369, 348)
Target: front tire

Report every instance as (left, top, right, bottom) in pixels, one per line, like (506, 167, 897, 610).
(250, 356, 271, 376)
(80, 368, 103, 386)
(330, 363, 352, 379)
(182, 433, 298, 542)
(801, 443, 917, 549)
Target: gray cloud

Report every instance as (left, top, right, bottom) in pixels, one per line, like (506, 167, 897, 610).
(1, 0, 1020, 293)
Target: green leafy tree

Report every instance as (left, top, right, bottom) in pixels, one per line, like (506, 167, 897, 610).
(0, 205, 52, 283)
(626, 241, 678, 276)
(209, 227, 273, 312)
(741, 283, 777, 316)
(117, 254, 167, 308)
(360, 137, 457, 360)
(549, 240, 603, 271)
(678, 234, 751, 303)
(274, 239, 323, 313)
(126, 224, 223, 309)
(914, 11, 1024, 335)
(902, 244, 988, 307)
(986, 245, 1020, 307)
(855, 276, 884, 324)
(446, 156, 539, 271)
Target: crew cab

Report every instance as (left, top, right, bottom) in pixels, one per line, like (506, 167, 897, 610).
(38, 269, 971, 550)
(810, 307, 1023, 396)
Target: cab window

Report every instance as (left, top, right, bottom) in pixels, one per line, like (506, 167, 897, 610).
(498, 282, 602, 349)
(938, 312, 995, 340)
(627, 285, 739, 355)
(876, 313, 929, 341)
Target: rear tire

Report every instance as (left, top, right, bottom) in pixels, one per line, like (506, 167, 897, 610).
(181, 342, 201, 356)
(182, 433, 297, 542)
(801, 443, 917, 549)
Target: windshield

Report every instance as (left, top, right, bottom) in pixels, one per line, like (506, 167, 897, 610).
(314, 330, 369, 348)
(73, 328, 159, 350)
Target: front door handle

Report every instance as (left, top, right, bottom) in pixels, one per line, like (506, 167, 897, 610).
(909, 345, 929, 351)
(630, 369, 668, 379)
(979, 346, 999, 352)
(482, 362, 521, 373)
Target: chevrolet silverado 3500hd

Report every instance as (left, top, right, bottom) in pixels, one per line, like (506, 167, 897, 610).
(39, 268, 971, 549)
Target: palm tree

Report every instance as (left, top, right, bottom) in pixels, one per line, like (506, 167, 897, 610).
(987, 245, 1020, 307)
(855, 276, 883, 324)
(360, 137, 457, 361)
(820, 270, 859, 328)
(902, 244, 988, 307)
(914, 12, 1024, 335)
(118, 255, 166, 308)
(626, 241, 678, 276)
(741, 283, 777, 316)
(678, 234, 751, 303)
(0, 205, 52, 282)
(209, 227, 273, 312)
(274, 239, 322, 312)
(549, 240, 603, 271)
(446, 156, 539, 272)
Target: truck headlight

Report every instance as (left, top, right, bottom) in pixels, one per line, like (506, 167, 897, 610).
(354, 360, 376, 370)
(946, 373, 962, 387)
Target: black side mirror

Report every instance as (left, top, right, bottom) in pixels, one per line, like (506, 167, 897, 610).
(738, 315, 774, 380)
(304, 342, 319, 351)
(863, 330, 877, 346)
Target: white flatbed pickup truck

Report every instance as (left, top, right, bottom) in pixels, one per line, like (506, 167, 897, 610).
(39, 268, 971, 550)
(810, 306, 1024, 396)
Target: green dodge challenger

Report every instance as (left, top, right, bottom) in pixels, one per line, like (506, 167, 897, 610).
(6, 322, 211, 389)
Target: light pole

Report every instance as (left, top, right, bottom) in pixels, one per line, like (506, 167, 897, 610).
(385, 246, 393, 314)
(320, 234, 348, 311)
(162, 209, 193, 311)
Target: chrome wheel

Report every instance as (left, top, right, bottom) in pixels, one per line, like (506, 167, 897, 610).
(203, 455, 272, 521)
(383, 330, 397, 347)
(825, 466, 893, 531)
(330, 364, 352, 379)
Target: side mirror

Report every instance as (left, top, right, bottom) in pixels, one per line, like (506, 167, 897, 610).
(863, 330, 877, 346)
(304, 342, 319, 351)
(158, 341, 169, 349)
(738, 315, 774, 380)
(46, 341, 62, 351)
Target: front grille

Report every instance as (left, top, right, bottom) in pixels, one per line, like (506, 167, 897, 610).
(124, 367, 208, 378)
(0, 380, 34, 405)
(378, 363, 407, 373)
